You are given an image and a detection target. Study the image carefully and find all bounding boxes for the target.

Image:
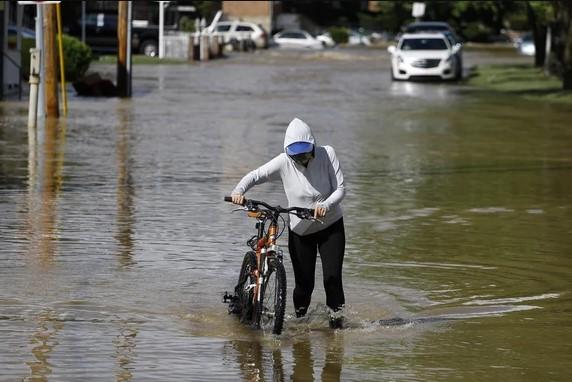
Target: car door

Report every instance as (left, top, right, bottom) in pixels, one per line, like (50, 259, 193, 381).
(277, 31, 308, 48)
(216, 23, 232, 43)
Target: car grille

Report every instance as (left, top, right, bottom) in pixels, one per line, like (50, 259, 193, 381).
(411, 59, 441, 68)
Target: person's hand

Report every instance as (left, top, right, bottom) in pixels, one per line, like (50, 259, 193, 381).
(314, 204, 327, 218)
(231, 193, 245, 205)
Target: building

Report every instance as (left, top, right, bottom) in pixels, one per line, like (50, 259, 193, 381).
(222, 1, 281, 34)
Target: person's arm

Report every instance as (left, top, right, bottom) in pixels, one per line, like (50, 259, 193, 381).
(320, 146, 345, 211)
(231, 154, 284, 198)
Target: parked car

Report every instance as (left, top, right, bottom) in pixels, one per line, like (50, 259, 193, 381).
(516, 33, 535, 56)
(215, 21, 268, 49)
(272, 30, 324, 50)
(387, 33, 463, 81)
(7, 26, 35, 49)
(67, 12, 161, 56)
(316, 32, 335, 47)
(348, 29, 372, 46)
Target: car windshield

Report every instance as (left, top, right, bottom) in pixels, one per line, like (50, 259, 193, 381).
(401, 38, 448, 50)
(407, 25, 449, 33)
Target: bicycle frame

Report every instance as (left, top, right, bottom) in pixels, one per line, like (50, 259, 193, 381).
(249, 211, 283, 323)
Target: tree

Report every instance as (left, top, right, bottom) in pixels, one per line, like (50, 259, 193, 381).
(526, 2, 555, 67)
(554, 1, 572, 89)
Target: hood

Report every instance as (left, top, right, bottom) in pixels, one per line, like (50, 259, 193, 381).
(283, 118, 315, 152)
(399, 50, 451, 60)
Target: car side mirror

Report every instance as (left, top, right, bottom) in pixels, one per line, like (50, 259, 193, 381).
(387, 45, 396, 54)
(451, 43, 461, 53)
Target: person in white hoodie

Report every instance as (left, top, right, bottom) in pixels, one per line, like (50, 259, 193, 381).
(230, 118, 346, 328)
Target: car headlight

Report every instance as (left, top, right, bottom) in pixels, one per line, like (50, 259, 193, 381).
(446, 55, 453, 63)
(397, 55, 404, 64)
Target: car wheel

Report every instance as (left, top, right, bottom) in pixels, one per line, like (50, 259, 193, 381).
(140, 40, 158, 57)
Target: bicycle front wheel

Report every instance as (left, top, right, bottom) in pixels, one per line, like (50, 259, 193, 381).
(235, 251, 257, 324)
(256, 259, 287, 335)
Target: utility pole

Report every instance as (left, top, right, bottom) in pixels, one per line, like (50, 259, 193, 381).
(43, 3, 59, 118)
(0, 2, 5, 101)
(117, 1, 132, 97)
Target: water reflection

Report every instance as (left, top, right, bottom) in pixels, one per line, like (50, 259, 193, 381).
(113, 322, 138, 382)
(25, 310, 63, 382)
(25, 117, 66, 266)
(228, 332, 344, 381)
(115, 101, 136, 268)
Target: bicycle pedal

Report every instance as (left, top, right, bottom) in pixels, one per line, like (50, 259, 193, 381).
(222, 291, 237, 303)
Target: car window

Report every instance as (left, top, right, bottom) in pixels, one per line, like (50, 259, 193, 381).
(236, 25, 254, 32)
(216, 24, 231, 32)
(85, 13, 117, 28)
(401, 38, 448, 50)
(280, 32, 305, 39)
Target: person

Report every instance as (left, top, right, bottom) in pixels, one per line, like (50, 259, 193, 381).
(230, 117, 346, 328)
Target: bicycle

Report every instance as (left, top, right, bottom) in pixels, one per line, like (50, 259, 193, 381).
(223, 196, 317, 335)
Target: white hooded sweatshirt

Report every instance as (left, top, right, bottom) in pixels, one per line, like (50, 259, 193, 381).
(232, 118, 345, 235)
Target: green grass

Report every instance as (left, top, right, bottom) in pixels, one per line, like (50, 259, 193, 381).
(468, 64, 572, 104)
(96, 54, 188, 65)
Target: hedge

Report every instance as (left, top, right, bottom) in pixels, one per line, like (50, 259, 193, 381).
(20, 34, 92, 82)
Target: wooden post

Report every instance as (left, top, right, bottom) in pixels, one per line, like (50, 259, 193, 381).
(117, 2, 128, 97)
(44, 4, 59, 118)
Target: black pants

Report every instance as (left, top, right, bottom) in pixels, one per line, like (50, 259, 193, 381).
(288, 218, 345, 316)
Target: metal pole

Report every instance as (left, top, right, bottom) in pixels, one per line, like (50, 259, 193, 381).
(81, 1, 86, 44)
(36, 4, 45, 118)
(17, 3, 24, 100)
(28, 49, 40, 129)
(126, 1, 132, 97)
(159, 1, 165, 58)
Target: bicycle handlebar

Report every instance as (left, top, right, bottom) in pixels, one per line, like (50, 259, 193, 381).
(224, 196, 315, 219)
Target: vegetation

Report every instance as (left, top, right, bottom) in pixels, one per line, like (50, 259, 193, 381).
(20, 34, 92, 82)
(328, 27, 349, 44)
(468, 64, 572, 104)
(61, 35, 92, 81)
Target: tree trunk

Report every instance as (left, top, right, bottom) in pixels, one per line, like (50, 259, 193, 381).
(562, 2, 572, 89)
(527, 2, 546, 67)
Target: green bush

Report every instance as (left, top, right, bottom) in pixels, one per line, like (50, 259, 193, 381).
(61, 34, 92, 81)
(462, 22, 494, 42)
(179, 16, 195, 32)
(20, 34, 92, 82)
(328, 26, 349, 44)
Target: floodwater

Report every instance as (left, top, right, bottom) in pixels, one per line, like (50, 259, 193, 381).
(1, 48, 571, 381)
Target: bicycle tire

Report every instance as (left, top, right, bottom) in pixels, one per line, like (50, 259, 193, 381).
(255, 258, 287, 335)
(235, 251, 257, 324)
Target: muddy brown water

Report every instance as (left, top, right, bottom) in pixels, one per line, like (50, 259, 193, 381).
(1, 48, 571, 381)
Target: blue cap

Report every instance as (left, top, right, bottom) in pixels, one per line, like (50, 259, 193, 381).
(286, 142, 314, 155)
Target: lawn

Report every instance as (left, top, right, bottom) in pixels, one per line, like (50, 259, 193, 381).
(468, 64, 572, 104)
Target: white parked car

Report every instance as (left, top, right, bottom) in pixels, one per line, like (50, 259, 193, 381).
(272, 30, 324, 50)
(316, 32, 336, 47)
(387, 33, 462, 81)
(215, 21, 268, 49)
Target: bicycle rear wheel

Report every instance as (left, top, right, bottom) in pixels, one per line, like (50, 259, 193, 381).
(235, 251, 257, 324)
(255, 258, 287, 335)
